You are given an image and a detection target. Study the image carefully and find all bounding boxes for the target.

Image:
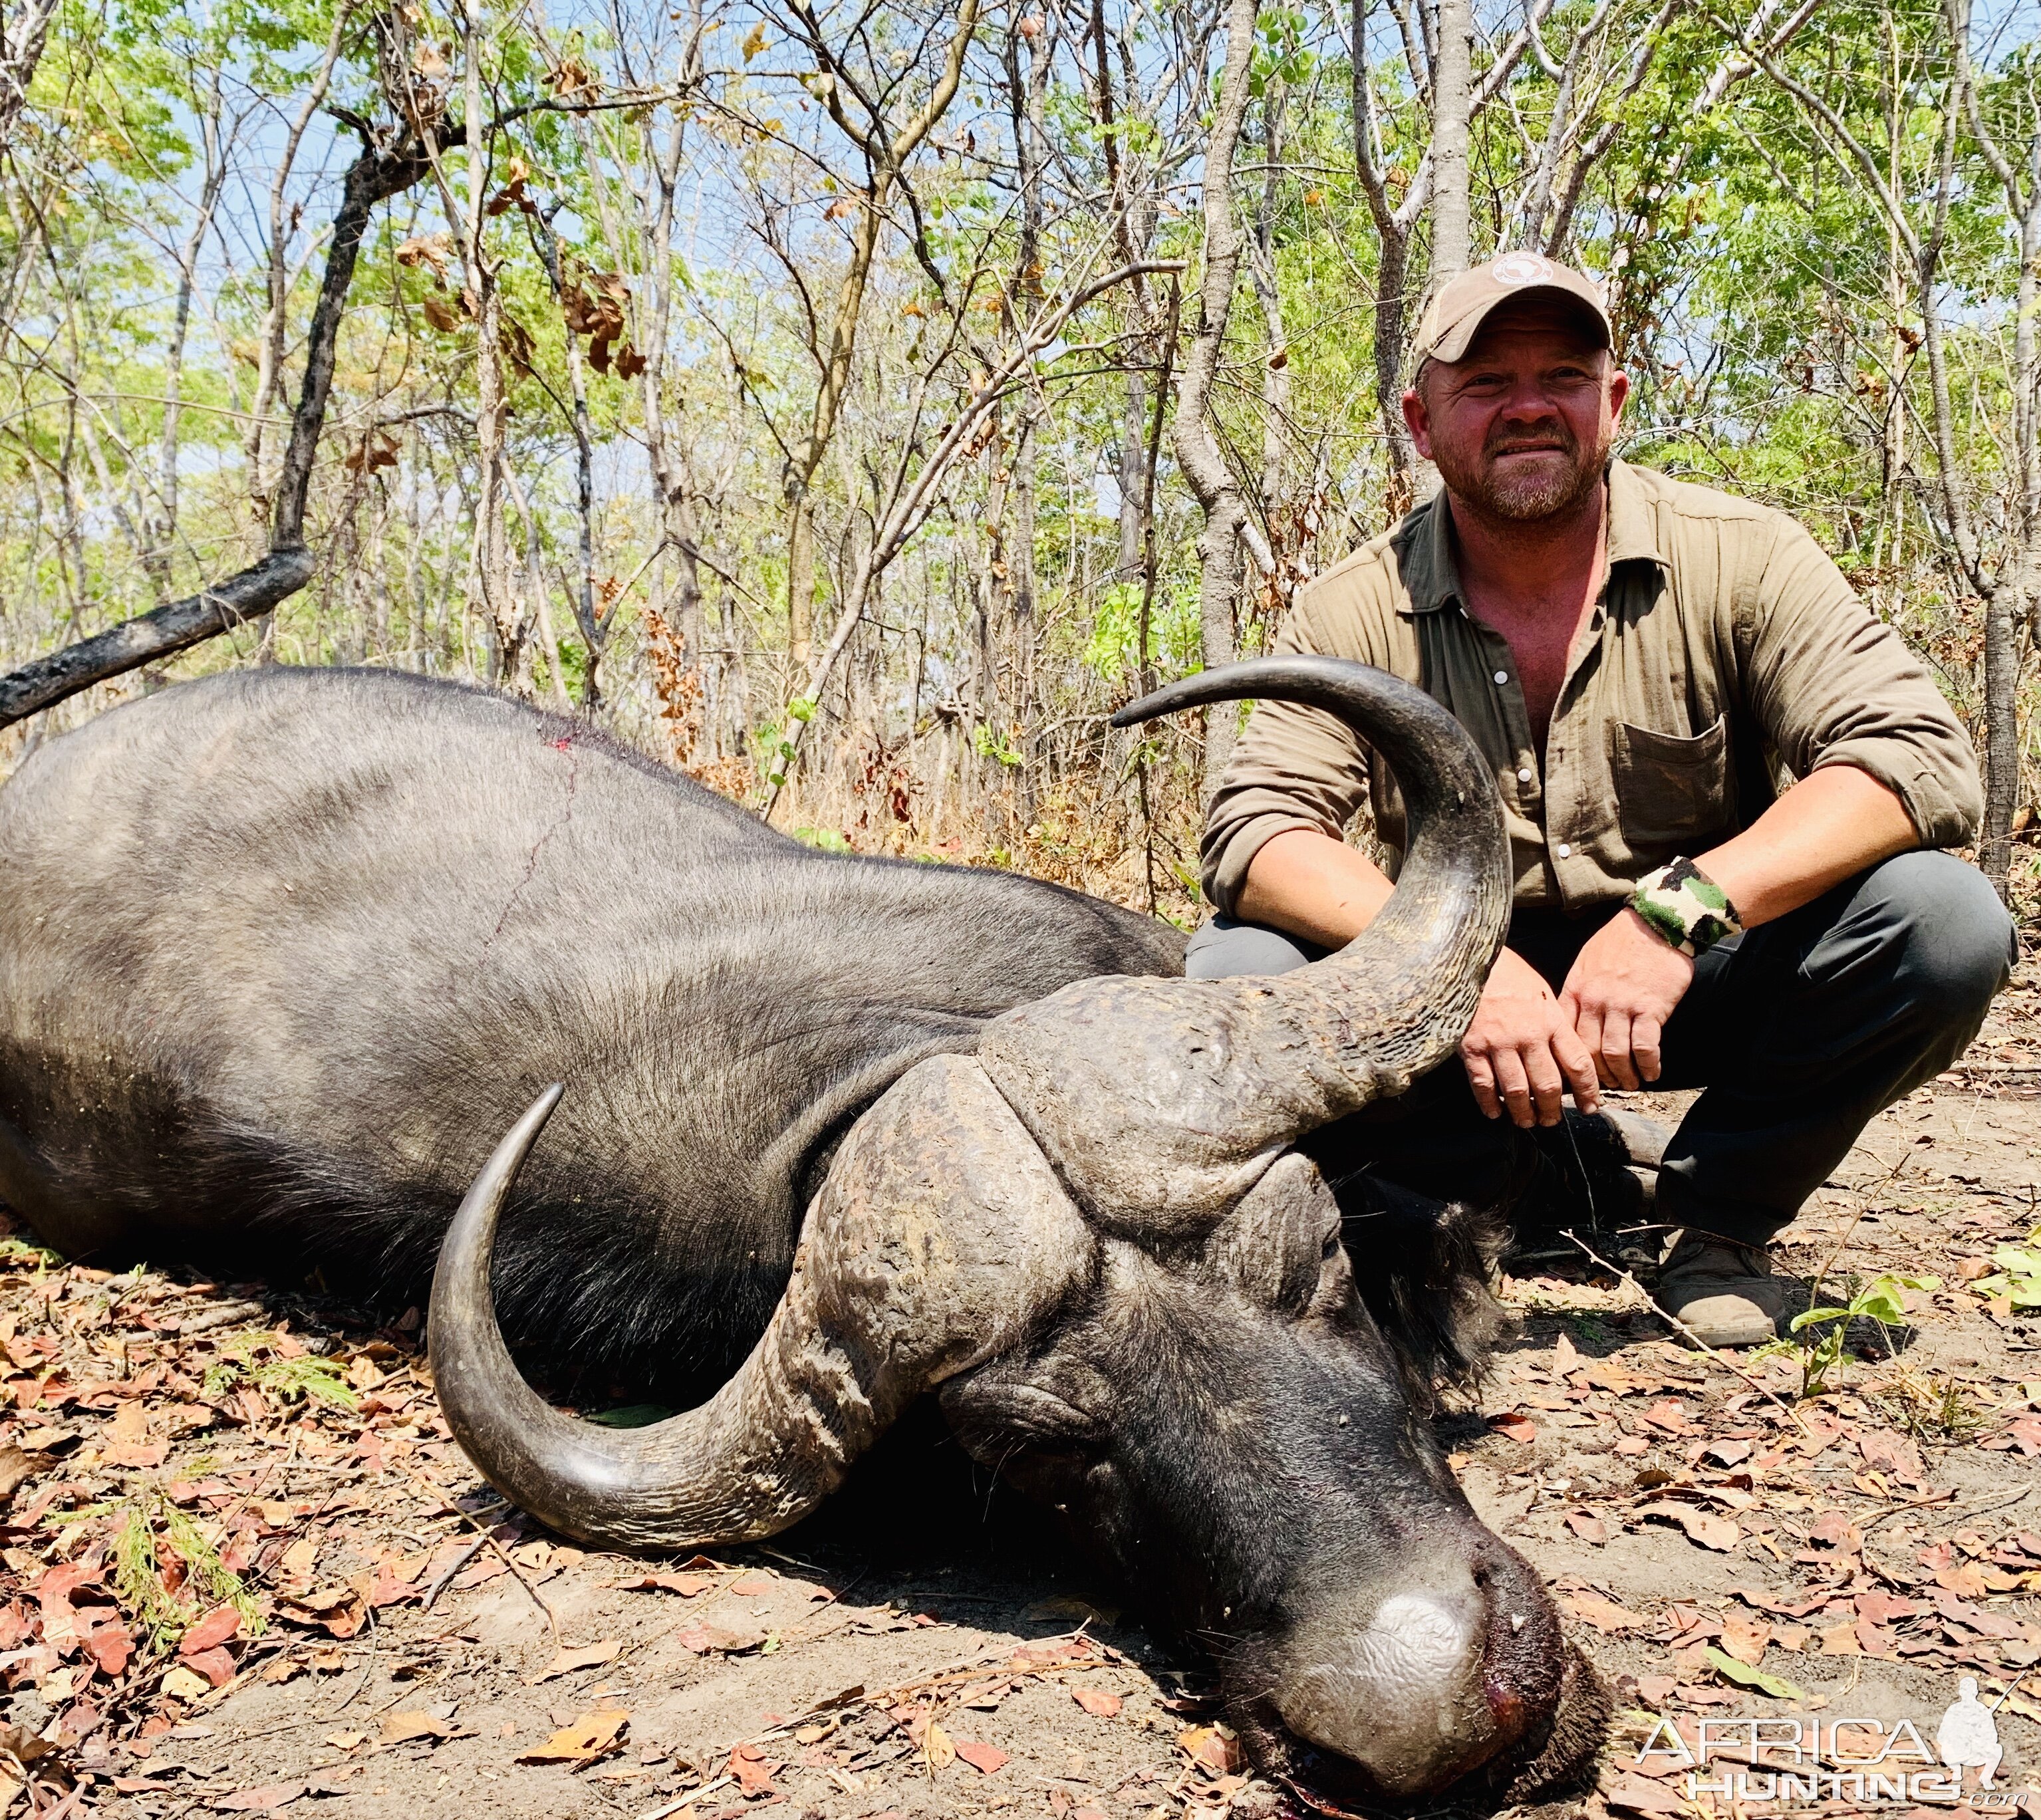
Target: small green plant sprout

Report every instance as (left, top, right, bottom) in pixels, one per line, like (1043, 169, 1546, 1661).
(1786, 1273, 1940, 1398)
(201, 1333, 358, 1414)
(1870, 1364, 1987, 1442)
(1972, 1226, 2041, 1310)
(110, 1491, 263, 1654)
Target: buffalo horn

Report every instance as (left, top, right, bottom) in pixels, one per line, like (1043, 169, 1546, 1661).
(428, 1085, 854, 1549)
(430, 1057, 1089, 1549)
(968, 657, 1508, 1226)
(1110, 661, 1510, 1101)
(1115, 654, 1510, 1116)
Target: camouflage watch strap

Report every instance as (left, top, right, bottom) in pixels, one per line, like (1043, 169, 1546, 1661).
(1629, 858, 1743, 958)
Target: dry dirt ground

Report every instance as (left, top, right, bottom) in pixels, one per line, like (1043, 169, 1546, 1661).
(1, 972, 2039, 1820)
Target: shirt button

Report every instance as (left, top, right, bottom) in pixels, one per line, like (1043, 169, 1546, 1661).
(1517, 767, 1533, 783)
(1494, 670, 1509, 685)
(1556, 842, 1572, 858)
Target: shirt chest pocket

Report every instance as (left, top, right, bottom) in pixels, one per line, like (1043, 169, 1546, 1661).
(1611, 714, 1732, 855)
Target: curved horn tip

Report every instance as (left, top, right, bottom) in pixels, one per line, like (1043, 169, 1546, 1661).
(529, 1081, 566, 1122)
(505, 1081, 567, 1144)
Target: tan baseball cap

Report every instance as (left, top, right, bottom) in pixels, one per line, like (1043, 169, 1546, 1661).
(1411, 252, 1611, 368)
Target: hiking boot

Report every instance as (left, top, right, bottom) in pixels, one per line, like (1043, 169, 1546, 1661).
(1657, 1232, 1790, 1348)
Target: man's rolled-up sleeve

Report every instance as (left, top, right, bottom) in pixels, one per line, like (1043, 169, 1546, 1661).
(1740, 519, 1982, 848)
(1198, 585, 1375, 916)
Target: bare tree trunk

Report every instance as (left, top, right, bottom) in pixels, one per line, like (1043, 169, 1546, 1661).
(456, 0, 521, 694)
(244, 0, 354, 526)
(779, 0, 982, 670)
(1430, 0, 1473, 279)
(1947, 0, 2041, 889)
(1173, 0, 1272, 798)
(531, 203, 605, 706)
(149, 66, 229, 596)
(0, 0, 57, 157)
(1250, 79, 1290, 545)
(1006, 17, 1050, 817)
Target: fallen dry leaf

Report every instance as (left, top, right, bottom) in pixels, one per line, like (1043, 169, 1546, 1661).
(160, 1664, 211, 1702)
(0, 1446, 51, 1505)
(535, 1638, 620, 1682)
(726, 1574, 773, 1596)
(379, 1710, 452, 1745)
(1561, 1591, 1647, 1633)
(1808, 1511, 1859, 1551)
(1178, 1724, 1245, 1776)
(180, 1606, 241, 1656)
(184, 1646, 237, 1687)
(1071, 1686, 1121, 1718)
(674, 1623, 763, 1654)
(517, 1709, 628, 1764)
(1635, 1501, 1740, 1552)
(212, 1786, 305, 1813)
(618, 1573, 711, 1597)
(728, 1742, 779, 1794)
(1488, 1412, 1538, 1445)
(1718, 1613, 1770, 1665)
(1023, 1595, 1120, 1626)
(954, 1738, 1009, 1774)
(1565, 1509, 1607, 1545)
(82, 1613, 133, 1677)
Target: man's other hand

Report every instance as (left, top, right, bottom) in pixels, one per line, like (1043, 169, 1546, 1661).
(1558, 907, 1695, 1091)
(1462, 948, 1601, 1127)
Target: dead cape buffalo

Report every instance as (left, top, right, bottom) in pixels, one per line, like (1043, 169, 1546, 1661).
(0, 656, 1604, 1803)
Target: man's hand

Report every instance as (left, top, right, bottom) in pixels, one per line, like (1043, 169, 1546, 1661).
(1558, 908, 1695, 1090)
(1462, 948, 1601, 1128)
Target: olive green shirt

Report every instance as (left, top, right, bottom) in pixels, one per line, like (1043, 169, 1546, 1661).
(1202, 460, 1982, 916)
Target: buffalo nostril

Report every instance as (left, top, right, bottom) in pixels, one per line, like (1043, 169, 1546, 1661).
(1275, 1585, 1493, 1798)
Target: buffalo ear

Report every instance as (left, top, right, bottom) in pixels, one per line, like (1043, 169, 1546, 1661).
(1335, 1176, 1503, 1408)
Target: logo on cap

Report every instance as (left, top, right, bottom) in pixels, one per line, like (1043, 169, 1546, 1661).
(1491, 252, 1556, 287)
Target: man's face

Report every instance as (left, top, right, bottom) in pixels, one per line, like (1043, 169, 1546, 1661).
(1401, 299, 1627, 523)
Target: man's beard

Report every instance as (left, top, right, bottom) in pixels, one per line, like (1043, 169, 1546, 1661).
(1433, 418, 1605, 523)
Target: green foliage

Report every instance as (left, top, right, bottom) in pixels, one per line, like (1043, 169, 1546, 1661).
(1082, 579, 1201, 683)
(108, 1490, 265, 1654)
(201, 1333, 358, 1414)
(1704, 1646, 1806, 1702)
(0, 1237, 65, 1271)
(791, 825, 853, 851)
(1250, 7, 1312, 98)
(1777, 1272, 1941, 1397)
(972, 720, 1023, 766)
(1973, 1228, 2041, 1309)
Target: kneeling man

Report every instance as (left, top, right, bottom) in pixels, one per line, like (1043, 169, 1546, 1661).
(1195, 253, 2015, 1347)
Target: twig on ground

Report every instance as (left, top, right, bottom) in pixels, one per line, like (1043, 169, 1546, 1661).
(420, 1533, 490, 1612)
(404, 1466, 559, 1642)
(637, 1773, 734, 1818)
(327, 1603, 379, 1714)
(1559, 1228, 1812, 1436)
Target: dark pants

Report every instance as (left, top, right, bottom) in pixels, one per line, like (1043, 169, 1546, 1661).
(1186, 851, 2016, 1245)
